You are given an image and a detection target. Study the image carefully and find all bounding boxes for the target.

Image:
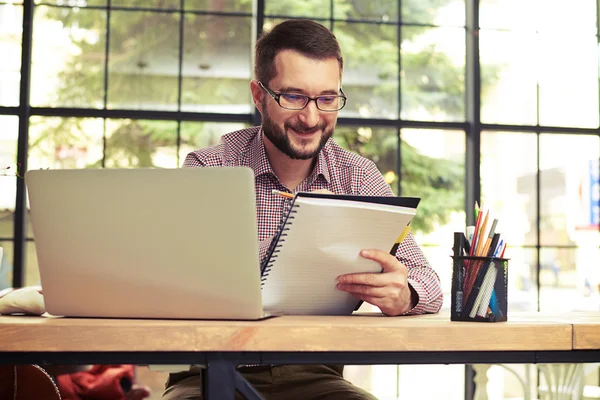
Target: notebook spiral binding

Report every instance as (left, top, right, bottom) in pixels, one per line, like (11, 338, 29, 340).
(260, 199, 300, 287)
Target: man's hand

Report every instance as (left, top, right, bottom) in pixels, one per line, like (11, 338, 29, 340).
(336, 249, 417, 316)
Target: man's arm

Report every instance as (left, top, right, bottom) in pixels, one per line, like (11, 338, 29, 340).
(394, 233, 443, 315)
(338, 160, 443, 315)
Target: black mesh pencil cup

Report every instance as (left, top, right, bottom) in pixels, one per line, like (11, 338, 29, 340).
(451, 255, 508, 322)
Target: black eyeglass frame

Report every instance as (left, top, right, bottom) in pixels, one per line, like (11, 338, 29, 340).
(258, 81, 347, 112)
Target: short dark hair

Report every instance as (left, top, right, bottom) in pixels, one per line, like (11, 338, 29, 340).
(254, 19, 344, 85)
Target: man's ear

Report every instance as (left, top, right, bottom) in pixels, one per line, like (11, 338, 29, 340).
(250, 80, 264, 114)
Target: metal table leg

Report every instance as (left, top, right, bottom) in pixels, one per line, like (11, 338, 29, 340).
(205, 359, 264, 400)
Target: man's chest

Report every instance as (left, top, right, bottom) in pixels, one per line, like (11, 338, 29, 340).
(253, 176, 332, 240)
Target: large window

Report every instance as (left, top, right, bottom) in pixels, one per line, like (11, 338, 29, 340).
(1, 1, 599, 399)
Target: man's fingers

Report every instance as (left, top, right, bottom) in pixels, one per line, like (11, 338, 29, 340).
(337, 272, 385, 286)
(360, 249, 406, 273)
(336, 283, 387, 298)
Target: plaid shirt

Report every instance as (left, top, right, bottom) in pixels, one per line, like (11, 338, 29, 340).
(183, 126, 442, 315)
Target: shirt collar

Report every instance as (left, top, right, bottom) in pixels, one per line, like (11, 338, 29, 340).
(311, 144, 331, 184)
(249, 128, 275, 178)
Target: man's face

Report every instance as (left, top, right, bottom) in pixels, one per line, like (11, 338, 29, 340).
(257, 50, 341, 160)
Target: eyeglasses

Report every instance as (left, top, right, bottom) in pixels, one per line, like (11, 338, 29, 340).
(258, 81, 347, 112)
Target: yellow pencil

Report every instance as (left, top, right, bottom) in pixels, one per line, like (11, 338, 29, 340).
(271, 189, 294, 199)
(390, 226, 411, 255)
(396, 226, 411, 243)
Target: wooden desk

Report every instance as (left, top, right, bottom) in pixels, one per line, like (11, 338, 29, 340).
(0, 311, 597, 400)
(0, 312, 573, 352)
(537, 312, 600, 350)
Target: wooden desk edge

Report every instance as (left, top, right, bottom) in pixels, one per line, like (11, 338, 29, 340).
(573, 324, 600, 350)
(0, 313, 582, 352)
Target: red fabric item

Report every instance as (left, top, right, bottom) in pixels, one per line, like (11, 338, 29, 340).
(56, 365, 134, 400)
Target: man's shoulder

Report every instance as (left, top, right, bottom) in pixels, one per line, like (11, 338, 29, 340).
(184, 126, 261, 167)
(325, 140, 392, 196)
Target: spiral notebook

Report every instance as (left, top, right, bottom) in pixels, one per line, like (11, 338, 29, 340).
(260, 192, 420, 315)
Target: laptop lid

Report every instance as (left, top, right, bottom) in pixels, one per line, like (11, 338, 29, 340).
(25, 167, 265, 320)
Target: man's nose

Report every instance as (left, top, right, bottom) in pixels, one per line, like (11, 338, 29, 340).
(298, 100, 320, 128)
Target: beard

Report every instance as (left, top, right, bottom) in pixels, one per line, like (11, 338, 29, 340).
(261, 101, 334, 160)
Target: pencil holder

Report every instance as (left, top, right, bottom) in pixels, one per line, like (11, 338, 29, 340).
(451, 256, 508, 322)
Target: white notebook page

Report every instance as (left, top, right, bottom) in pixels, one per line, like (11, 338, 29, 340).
(261, 196, 416, 315)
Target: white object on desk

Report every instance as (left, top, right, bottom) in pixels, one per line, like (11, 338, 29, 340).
(0, 286, 46, 315)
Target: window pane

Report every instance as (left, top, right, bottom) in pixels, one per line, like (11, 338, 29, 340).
(348, 364, 464, 399)
(402, 0, 465, 26)
(401, 26, 465, 122)
(538, 33, 598, 128)
(480, 30, 537, 125)
(333, 0, 397, 22)
(334, 126, 398, 191)
(581, 159, 600, 230)
(539, 246, 600, 313)
(481, 0, 596, 34)
(397, 364, 465, 399)
(479, 0, 536, 30)
(335, 22, 398, 119)
(108, 11, 179, 111)
(0, 116, 18, 290)
(486, 364, 538, 400)
(265, 0, 331, 19)
(181, 15, 252, 114)
(0, 115, 18, 218)
(0, 4, 22, 107)
(481, 132, 538, 247)
(539, 134, 600, 246)
(185, 0, 252, 13)
(105, 119, 178, 168)
(401, 129, 465, 245)
(31, 6, 106, 108)
(112, 0, 179, 9)
(0, 208, 14, 241)
(508, 247, 538, 312)
(28, 116, 105, 170)
(538, 1, 596, 35)
(0, 240, 13, 290)
(180, 121, 250, 165)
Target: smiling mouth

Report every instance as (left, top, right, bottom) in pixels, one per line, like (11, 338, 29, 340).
(289, 127, 320, 136)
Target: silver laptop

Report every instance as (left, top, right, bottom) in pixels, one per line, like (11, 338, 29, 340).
(25, 167, 268, 320)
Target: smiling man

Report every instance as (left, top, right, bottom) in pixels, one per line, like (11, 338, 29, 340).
(164, 19, 443, 400)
